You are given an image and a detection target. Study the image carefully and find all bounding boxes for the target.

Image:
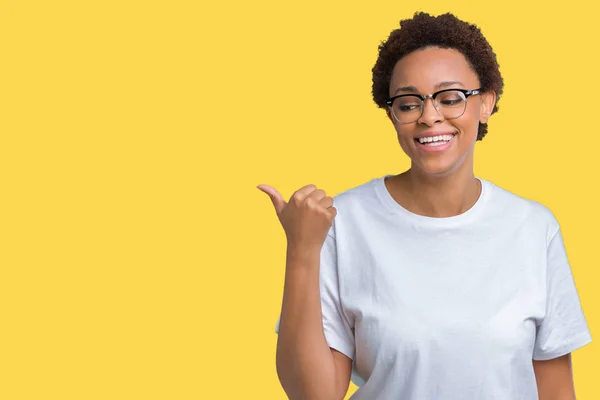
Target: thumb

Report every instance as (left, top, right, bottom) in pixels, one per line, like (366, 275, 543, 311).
(256, 184, 287, 214)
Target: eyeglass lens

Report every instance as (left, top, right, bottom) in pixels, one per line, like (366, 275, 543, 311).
(390, 90, 467, 123)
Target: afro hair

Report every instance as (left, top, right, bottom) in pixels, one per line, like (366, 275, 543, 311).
(372, 12, 504, 140)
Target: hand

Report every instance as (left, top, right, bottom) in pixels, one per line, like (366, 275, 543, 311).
(257, 183, 337, 251)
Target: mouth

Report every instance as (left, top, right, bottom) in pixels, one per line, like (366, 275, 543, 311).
(414, 133, 457, 152)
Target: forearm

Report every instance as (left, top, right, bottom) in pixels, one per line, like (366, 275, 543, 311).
(276, 247, 340, 400)
(533, 355, 576, 400)
(537, 387, 575, 400)
(538, 393, 575, 400)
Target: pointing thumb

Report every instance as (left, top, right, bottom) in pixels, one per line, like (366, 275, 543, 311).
(257, 184, 286, 214)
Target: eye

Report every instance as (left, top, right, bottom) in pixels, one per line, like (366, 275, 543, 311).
(399, 105, 420, 112)
(440, 98, 463, 106)
(437, 91, 466, 107)
(395, 96, 422, 112)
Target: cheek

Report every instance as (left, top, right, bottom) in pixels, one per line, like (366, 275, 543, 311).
(465, 121, 481, 141)
(463, 105, 483, 134)
(394, 127, 416, 150)
(456, 119, 478, 136)
(450, 112, 480, 140)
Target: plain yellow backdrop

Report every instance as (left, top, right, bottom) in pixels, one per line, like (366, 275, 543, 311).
(0, 0, 597, 398)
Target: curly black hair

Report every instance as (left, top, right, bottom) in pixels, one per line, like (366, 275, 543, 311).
(372, 12, 504, 140)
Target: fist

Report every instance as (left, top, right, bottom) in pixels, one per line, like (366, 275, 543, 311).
(257, 183, 337, 251)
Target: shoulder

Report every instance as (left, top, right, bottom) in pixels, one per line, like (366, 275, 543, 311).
(326, 175, 384, 238)
(331, 175, 382, 211)
(484, 179, 560, 240)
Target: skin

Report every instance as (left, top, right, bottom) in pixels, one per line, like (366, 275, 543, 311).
(262, 45, 577, 399)
(533, 355, 577, 399)
(384, 46, 495, 218)
(384, 46, 577, 399)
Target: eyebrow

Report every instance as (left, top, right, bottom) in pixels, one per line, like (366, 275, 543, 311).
(393, 81, 465, 95)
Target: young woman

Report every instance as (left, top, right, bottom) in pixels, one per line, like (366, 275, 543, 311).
(259, 12, 592, 400)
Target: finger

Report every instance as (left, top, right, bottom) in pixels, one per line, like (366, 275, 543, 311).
(305, 189, 326, 204)
(307, 189, 327, 202)
(319, 196, 334, 208)
(257, 184, 287, 215)
(328, 206, 337, 219)
(292, 184, 317, 202)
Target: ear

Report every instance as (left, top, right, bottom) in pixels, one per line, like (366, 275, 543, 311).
(479, 90, 496, 124)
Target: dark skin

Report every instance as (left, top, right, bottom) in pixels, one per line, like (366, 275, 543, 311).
(533, 355, 576, 399)
(383, 46, 577, 399)
(265, 45, 577, 400)
(384, 46, 493, 218)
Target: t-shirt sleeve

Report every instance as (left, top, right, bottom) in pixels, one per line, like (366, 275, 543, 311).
(274, 231, 356, 360)
(532, 227, 592, 360)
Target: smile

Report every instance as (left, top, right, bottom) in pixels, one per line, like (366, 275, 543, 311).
(416, 134, 455, 145)
(414, 133, 456, 152)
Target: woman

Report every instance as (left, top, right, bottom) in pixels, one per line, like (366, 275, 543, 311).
(259, 12, 592, 399)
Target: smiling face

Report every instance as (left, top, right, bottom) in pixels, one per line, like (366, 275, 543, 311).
(387, 46, 495, 177)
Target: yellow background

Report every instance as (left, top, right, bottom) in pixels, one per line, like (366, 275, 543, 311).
(1, 0, 597, 398)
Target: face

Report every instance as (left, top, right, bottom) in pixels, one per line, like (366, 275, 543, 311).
(386, 46, 496, 177)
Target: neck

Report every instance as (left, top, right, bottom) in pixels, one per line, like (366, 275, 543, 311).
(389, 158, 481, 218)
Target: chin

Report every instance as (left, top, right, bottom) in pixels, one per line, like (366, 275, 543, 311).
(415, 159, 461, 177)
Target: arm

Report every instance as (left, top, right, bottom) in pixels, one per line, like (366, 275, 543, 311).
(275, 247, 352, 400)
(258, 183, 353, 399)
(533, 354, 576, 400)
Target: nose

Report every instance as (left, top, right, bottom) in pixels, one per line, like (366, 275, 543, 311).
(417, 97, 444, 126)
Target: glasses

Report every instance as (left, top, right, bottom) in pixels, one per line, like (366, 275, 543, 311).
(385, 88, 482, 124)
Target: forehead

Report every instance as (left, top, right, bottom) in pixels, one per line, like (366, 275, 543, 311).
(389, 47, 479, 94)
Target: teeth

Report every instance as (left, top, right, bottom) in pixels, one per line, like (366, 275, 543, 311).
(418, 134, 454, 144)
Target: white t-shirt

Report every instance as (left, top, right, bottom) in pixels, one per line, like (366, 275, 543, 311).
(275, 174, 592, 399)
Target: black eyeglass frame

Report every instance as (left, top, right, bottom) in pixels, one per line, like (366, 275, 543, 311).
(385, 88, 482, 123)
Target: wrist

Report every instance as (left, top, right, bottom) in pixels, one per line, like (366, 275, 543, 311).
(286, 242, 321, 264)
